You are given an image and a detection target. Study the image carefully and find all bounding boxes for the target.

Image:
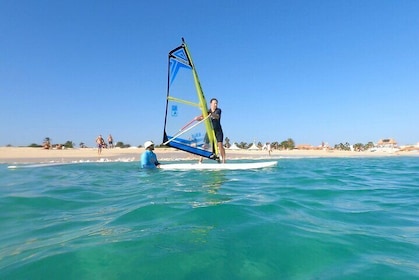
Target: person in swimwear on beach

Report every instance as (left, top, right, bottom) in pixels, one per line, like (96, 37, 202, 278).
(96, 135, 104, 155)
(108, 134, 114, 149)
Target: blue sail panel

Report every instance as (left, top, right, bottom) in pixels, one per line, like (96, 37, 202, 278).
(166, 136, 215, 159)
(169, 57, 191, 86)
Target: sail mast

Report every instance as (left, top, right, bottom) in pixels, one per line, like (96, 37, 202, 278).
(181, 38, 219, 157)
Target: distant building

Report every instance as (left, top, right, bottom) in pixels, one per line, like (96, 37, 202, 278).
(295, 144, 322, 150)
(371, 138, 399, 153)
(377, 138, 398, 148)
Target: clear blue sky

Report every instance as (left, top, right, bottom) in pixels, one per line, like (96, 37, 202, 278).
(1, 0, 418, 147)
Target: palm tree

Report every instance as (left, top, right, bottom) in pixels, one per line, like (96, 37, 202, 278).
(271, 141, 279, 150)
(353, 143, 364, 151)
(334, 142, 351, 151)
(365, 142, 375, 150)
(224, 137, 231, 148)
(43, 137, 51, 149)
(64, 141, 74, 149)
(286, 138, 295, 149)
(238, 142, 248, 149)
(279, 138, 295, 150)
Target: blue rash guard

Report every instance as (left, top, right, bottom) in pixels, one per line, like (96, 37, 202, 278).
(140, 150, 160, 169)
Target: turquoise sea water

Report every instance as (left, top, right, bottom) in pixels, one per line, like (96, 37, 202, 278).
(1, 157, 418, 279)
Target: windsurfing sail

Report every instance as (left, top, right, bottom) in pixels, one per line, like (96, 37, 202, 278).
(163, 38, 219, 160)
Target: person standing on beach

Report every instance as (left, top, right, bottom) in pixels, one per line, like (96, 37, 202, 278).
(267, 142, 272, 156)
(195, 98, 226, 163)
(96, 135, 104, 155)
(140, 141, 161, 169)
(108, 134, 114, 149)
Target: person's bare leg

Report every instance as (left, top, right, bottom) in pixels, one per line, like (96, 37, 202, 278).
(218, 142, 225, 163)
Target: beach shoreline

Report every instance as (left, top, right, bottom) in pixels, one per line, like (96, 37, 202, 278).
(1, 147, 417, 164)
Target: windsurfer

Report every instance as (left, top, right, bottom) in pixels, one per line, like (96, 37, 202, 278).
(195, 98, 226, 163)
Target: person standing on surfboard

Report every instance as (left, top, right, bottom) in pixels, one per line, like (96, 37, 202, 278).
(195, 98, 226, 163)
(141, 141, 161, 169)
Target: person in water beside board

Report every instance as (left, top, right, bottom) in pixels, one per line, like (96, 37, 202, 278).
(195, 98, 226, 163)
(140, 141, 161, 169)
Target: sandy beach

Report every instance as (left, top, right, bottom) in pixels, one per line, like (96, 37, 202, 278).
(1, 146, 417, 164)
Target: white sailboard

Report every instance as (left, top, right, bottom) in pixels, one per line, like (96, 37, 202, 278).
(161, 38, 277, 170)
(8, 162, 75, 169)
(160, 161, 277, 171)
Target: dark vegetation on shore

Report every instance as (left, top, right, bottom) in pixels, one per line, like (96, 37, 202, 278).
(6, 136, 385, 152)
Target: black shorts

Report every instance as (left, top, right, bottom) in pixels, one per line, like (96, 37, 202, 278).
(215, 130, 223, 143)
(204, 130, 224, 144)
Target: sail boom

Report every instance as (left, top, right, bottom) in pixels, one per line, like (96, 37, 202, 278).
(167, 96, 200, 108)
